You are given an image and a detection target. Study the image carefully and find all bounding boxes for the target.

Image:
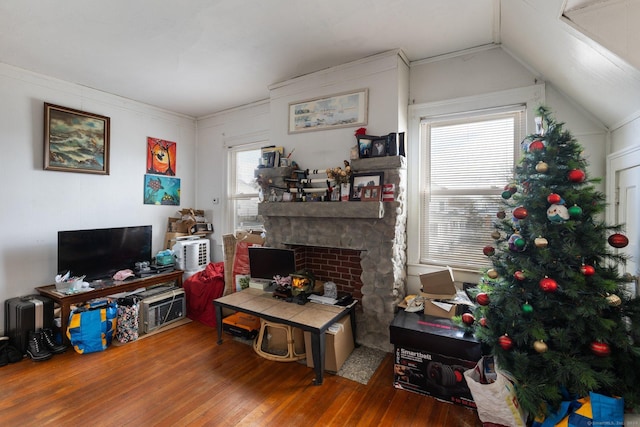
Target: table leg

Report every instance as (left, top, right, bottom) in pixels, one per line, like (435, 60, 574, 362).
(215, 304, 223, 344)
(60, 304, 71, 345)
(349, 309, 358, 348)
(310, 330, 326, 385)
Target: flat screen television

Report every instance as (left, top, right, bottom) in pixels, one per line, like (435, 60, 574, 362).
(58, 225, 152, 281)
(248, 247, 296, 282)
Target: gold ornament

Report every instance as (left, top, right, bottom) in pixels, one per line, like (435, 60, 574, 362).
(534, 236, 549, 248)
(606, 293, 622, 306)
(491, 230, 501, 240)
(487, 269, 499, 279)
(533, 340, 548, 353)
(535, 161, 549, 173)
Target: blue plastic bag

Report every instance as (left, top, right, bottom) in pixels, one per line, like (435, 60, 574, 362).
(66, 299, 117, 354)
(532, 392, 624, 427)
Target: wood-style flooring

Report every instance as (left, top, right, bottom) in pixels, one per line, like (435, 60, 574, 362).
(0, 320, 483, 426)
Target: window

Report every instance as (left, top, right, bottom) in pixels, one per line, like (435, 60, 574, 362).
(419, 107, 525, 268)
(228, 145, 263, 232)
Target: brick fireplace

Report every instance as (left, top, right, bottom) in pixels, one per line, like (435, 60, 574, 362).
(258, 156, 407, 352)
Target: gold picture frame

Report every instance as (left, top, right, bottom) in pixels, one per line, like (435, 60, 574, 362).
(288, 89, 368, 134)
(44, 103, 110, 175)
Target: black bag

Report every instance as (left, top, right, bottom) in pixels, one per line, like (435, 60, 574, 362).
(4, 295, 54, 355)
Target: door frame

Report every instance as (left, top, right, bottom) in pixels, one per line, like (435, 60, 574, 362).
(606, 144, 640, 224)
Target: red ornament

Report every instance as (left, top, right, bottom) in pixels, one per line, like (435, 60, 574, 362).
(568, 169, 586, 183)
(513, 206, 528, 220)
(590, 341, 610, 357)
(547, 193, 562, 204)
(497, 210, 506, 219)
(529, 140, 545, 151)
(479, 317, 487, 327)
(483, 245, 495, 256)
(498, 335, 513, 351)
(476, 292, 490, 306)
(580, 265, 596, 276)
(461, 313, 475, 326)
(608, 233, 629, 249)
(514, 270, 526, 281)
(539, 277, 558, 293)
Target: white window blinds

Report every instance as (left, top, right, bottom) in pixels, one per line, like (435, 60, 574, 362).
(420, 108, 524, 268)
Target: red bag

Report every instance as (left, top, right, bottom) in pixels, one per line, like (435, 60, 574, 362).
(183, 262, 225, 327)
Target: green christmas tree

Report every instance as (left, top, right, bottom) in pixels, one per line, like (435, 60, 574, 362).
(467, 106, 640, 417)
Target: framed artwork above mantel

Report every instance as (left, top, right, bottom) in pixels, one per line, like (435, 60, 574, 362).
(288, 89, 368, 134)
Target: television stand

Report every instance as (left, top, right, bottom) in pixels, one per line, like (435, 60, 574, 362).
(36, 270, 183, 344)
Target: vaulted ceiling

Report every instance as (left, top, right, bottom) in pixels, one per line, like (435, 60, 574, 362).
(1, 0, 638, 128)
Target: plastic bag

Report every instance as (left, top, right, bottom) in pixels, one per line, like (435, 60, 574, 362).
(67, 299, 117, 354)
(532, 392, 624, 427)
(464, 356, 528, 427)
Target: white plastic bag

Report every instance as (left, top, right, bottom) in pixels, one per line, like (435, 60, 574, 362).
(464, 356, 528, 427)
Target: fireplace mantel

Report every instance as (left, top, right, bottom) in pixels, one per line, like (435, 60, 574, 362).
(258, 201, 397, 219)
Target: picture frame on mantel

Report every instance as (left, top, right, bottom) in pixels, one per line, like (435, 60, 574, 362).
(44, 103, 110, 175)
(288, 89, 368, 134)
(350, 172, 384, 201)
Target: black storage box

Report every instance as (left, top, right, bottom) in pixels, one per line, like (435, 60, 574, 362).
(390, 310, 482, 408)
(5, 295, 55, 355)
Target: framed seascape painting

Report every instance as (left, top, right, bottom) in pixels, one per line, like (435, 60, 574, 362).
(43, 103, 110, 175)
(288, 89, 368, 134)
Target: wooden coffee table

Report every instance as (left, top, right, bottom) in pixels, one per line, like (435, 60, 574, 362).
(214, 288, 356, 385)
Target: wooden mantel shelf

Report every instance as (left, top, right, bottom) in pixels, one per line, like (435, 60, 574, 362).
(258, 201, 395, 219)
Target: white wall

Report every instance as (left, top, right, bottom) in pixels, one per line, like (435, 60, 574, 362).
(268, 50, 409, 171)
(0, 63, 197, 334)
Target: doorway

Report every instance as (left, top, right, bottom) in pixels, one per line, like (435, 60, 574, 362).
(607, 145, 640, 297)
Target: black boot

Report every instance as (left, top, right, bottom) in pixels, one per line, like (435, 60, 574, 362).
(40, 328, 67, 354)
(26, 331, 52, 362)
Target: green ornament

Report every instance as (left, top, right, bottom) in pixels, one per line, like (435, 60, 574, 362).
(515, 237, 526, 249)
(568, 204, 583, 217)
(522, 303, 533, 314)
(501, 190, 512, 199)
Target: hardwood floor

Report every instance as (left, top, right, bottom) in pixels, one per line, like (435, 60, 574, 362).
(0, 320, 483, 426)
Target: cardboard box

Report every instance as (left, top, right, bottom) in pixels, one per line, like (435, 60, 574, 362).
(390, 310, 482, 407)
(419, 268, 473, 318)
(304, 314, 354, 373)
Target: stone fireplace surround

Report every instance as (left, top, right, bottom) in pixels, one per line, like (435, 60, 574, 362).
(259, 156, 407, 352)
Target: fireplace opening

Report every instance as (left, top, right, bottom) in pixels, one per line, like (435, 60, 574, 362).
(289, 245, 364, 304)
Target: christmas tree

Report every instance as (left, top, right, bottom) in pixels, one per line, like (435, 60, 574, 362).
(466, 106, 640, 417)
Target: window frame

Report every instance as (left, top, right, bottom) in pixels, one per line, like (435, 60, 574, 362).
(406, 84, 545, 275)
(420, 108, 524, 268)
(226, 135, 268, 233)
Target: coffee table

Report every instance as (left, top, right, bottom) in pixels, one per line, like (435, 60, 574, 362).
(214, 288, 357, 385)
